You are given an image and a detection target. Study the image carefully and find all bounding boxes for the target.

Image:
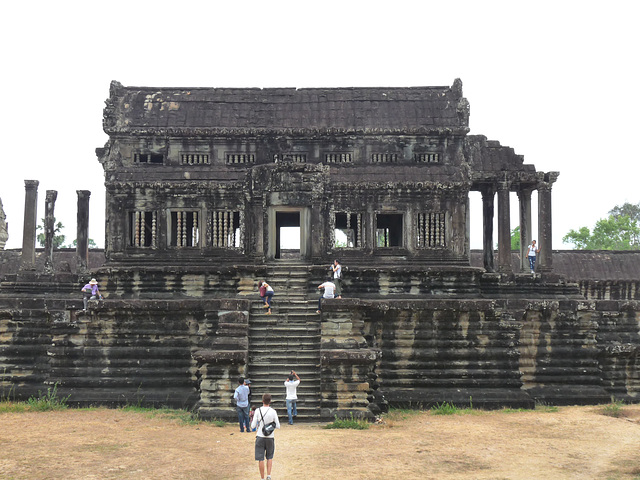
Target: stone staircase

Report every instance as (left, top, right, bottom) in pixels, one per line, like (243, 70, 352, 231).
(247, 262, 322, 421)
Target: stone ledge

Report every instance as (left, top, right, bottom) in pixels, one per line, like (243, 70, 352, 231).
(321, 348, 380, 365)
(192, 349, 247, 365)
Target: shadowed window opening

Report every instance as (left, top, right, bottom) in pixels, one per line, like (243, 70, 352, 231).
(335, 212, 362, 248)
(416, 212, 446, 247)
(414, 153, 440, 163)
(181, 154, 210, 165)
(170, 211, 199, 247)
(371, 153, 398, 163)
(134, 153, 164, 164)
(226, 153, 255, 164)
(211, 211, 241, 248)
(376, 214, 403, 247)
(325, 153, 353, 163)
(129, 211, 157, 247)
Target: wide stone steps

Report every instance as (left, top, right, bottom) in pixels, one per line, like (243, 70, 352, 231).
(247, 263, 321, 420)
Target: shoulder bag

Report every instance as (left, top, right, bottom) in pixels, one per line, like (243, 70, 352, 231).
(259, 407, 276, 436)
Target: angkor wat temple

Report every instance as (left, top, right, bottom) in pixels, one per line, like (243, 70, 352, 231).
(0, 79, 638, 419)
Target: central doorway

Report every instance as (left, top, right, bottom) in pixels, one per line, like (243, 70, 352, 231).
(269, 207, 310, 260)
(276, 211, 300, 259)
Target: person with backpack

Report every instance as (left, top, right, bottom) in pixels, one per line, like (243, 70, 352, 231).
(258, 280, 274, 315)
(250, 393, 280, 480)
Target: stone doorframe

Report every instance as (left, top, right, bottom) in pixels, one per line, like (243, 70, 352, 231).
(266, 206, 311, 260)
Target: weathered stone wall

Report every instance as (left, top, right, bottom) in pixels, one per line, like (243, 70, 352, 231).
(364, 300, 533, 409)
(319, 298, 640, 412)
(320, 305, 380, 419)
(0, 296, 250, 419)
(578, 280, 640, 301)
(593, 301, 640, 401)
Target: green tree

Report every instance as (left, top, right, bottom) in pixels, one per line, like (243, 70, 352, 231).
(563, 206, 640, 250)
(511, 226, 520, 250)
(609, 202, 640, 221)
(36, 218, 66, 249)
(69, 238, 98, 248)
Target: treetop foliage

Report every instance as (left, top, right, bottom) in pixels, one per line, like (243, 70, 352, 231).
(563, 202, 640, 250)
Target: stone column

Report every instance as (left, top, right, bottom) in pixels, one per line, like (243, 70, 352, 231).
(497, 181, 512, 274)
(480, 186, 495, 272)
(21, 180, 39, 269)
(0, 197, 8, 250)
(518, 188, 533, 272)
(43, 190, 58, 274)
(537, 172, 559, 272)
(76, 190, 91, 273)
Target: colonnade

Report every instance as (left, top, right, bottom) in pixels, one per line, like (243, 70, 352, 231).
(19, 180, 91, 273)
(479, 172, 559, 275)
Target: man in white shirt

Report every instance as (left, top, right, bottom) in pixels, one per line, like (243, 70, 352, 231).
(284, 370, 301, 425)
(317, 279, 336, 314)
(251, 393, 280, 480)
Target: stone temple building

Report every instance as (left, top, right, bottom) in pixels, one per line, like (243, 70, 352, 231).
(0, 79, 638, 420)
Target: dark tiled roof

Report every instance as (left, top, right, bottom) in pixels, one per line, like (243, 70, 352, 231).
(471, 250, 640, 281)
(106, 82, 467, 133)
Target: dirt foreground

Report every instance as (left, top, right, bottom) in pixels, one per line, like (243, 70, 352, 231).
(1, 404, 640, 480)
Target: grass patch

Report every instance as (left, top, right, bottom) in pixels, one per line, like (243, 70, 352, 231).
(384, 408, 424, 422)
(602, 401, 625, 418)
(499, 407, 530, 413)
(430, 401, 475, 416)
(26, 383, 70, 412)
(120, 405, 204, 425)
(120, 405, 227, 426)
(0, 400, 28, 413)
(324, 413, 370, 430)
(0, 383, 70, 412)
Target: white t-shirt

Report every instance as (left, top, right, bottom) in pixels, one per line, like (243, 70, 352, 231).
(251, 406, 280, 438)
(320, 281, 335, 298)
(527, 244, 537, 257)
(333, 264, 342, 279)
(284, 379, 300, 400)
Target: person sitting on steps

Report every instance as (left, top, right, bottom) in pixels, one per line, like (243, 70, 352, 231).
(317, 278, 336, 314)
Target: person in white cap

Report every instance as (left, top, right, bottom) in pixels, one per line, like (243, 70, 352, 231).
(81, 278, 102, 311)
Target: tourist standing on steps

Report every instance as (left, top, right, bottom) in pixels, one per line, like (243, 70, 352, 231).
(233, 377, 251, 433)
(331, 259, 343, 298)
(317, 278, 336, 314)
(527, 240, 540, 275)
(258, 280, 274, 315)
(81, 278, 102, 311)
(284, 370, 301, 425)
(251, 393, 280, 480)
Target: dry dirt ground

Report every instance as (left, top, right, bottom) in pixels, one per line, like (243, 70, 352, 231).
(1, 405, 640, 480)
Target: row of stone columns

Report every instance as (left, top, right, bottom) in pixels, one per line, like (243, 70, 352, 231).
(19, 180, 91, 273)
(481, 172, 558, 275)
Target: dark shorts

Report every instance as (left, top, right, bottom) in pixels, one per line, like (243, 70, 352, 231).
(255, 436, 275, 461)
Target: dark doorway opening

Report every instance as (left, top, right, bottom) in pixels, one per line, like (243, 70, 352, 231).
(376, 213, 403, 247)
(276, 211, 300, 259)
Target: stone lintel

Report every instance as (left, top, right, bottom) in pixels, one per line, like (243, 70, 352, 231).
(192, 349, 247, 365)
(321, 348, 380, 366)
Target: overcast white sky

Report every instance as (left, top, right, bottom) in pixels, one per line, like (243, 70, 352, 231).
(1, 1, 638, 251)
